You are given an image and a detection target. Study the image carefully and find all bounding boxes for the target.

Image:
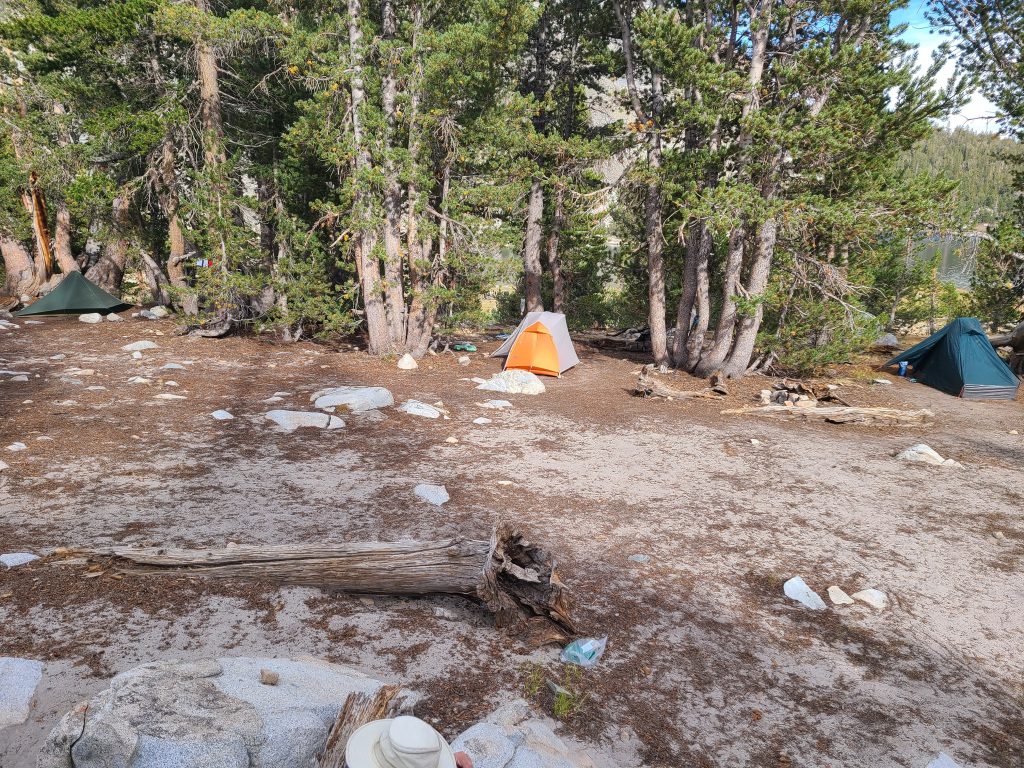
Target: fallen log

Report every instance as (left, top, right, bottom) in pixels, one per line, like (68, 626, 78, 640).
(73, 522, 575, 645)
(635, 364, 726, 400)
(721, 404, 934, 426)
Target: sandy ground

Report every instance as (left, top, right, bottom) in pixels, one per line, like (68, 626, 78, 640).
(0, 316, 1022, 768)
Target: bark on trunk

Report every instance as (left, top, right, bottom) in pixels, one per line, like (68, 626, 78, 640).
(160, 132, 199, 315)
(722, 218, 777, 377)
(26, 181, 54, 284)
(80, 523, 575, 645)
(348, 0, 393, 355)
(693, 225, 745, 377)
(53, 206, 79, 275)
(547, 184, 566, 314)
(380, 0, 407, 350)
(318, 687, 412, 768)
(195, 0, 227, 270)
(141, 250, 172, 305)
(85, 197, 131, 295)
(681, 222, 711, 370)
(522, 178, 545, 313)
(1, 237, 37, 297)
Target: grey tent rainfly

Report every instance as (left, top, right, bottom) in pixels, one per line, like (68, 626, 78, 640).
(884, 318, 1020, 400)
(15, 271, 133, 316)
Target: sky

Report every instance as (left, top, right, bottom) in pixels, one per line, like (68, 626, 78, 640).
(892, 1, 1000, 133)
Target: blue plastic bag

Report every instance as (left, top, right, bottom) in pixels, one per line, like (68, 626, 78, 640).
(560, 636, 607, 668)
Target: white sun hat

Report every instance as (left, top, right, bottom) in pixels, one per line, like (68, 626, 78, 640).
(345, 715, 457, 768)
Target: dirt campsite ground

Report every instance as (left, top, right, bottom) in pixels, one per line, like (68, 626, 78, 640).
(0, 316, 1022, 768)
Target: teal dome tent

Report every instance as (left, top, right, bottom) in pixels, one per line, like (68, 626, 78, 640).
(884, 318, 1020, 400)
(15, 271, 133, 316)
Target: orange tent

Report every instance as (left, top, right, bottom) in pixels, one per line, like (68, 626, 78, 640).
(492, 311, 579, 376)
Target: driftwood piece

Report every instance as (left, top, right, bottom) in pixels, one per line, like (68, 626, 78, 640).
(722, 404, 934, 426)
(77, 523, 575, 644)
(318, 685, 407, 768)
(635, 364, 725, 400)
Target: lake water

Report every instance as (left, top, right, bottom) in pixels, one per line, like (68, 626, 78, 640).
(915, 236, 981, 289)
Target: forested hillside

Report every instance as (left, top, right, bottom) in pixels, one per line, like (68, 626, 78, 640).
(898, 128, 1019, 224)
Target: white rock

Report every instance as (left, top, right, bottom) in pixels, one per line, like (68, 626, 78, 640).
(872, 378, 892, 385)
(473, 417, 492, 425)
(122, 340, 159, 352)
(6, 442, 27, 452)
(78, 313, 103, 324)
(273, 391, 291, 397)
(10, 375, 28, 382)
(262, 396, 284, 404)
(0, 657, 44, 729)
(477, 399, 513, 409)
(445, 436, 459, 444)
(783, 576, 827, 611)
(471, 377, 488, 384)
(0, 460, 8, 471)
(105, 313, 123, 322)
(265, 410, 344, 431)
(49, 354, 66, 361)
(131, 351, 143, 359)
(211, 410, 234, 420)
(397, 353, 418, 370)
(148, 305, 170, 318)
(458, 356, 471, 366)
(127, 376, 151, 384)
(1, 552, 39, 568)
(827, 586, 855, 605)
(397, 399, 441, 418)
(162, 363, 186, 370)
(897, 444, 959, 467)
(926, 754, 962, 768)
(476, 369, 546, 395)
(313, 386, 394, 412)
(414, 484, 450, 505)
(23, 320, 43, 325)
(154, 393, 187, 400)
(0, 370, 29, 377)
(852, 588, 888, 610)
(750, 439, 761, 446)
(164, 381, 179, 387)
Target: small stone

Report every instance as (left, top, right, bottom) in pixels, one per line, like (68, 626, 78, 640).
(265, 410, 344, 431)
(49, 354, 66, 361)
(898, 444, 959, 467)
(122, 340, 159, 352)
(1, 553, 39, 568)
(0, 461, 8, 471)
(759, 389, 772, 404)
(397, 400, 441, 419)
(148, 305, 170, 318)
(628, 554, 650, 563)
(259, 668, 280, 686)
(273, 391, 291, 397)
(458, 356, 471, 366)
(164, 381, 179, 387)
(154, 393, 187, 400)
(750, 439, 761, 446)
(397, 353, 418, 370)
(477, 399, 512, 410)
(445, 436, 459, 444)
(78, 313, 103, 324)
(105, 313, 123, 322)
(162, 363, 185, 370)
(263, 396, 284, 404)
(0, 657, 44, 729)
(827, 586, 855, 605)
(10, 375, 27, 382)
(23, 320, 42, 325)
(127, 376, 151, 384)
(211, 410, 234, 420)
(1010, 430, 1019, 435)
(414, 483, 449, 506)
(993, 531, 1005, 540)
(6, 443, 27, 452)
(872, 378, 892, 385)
(131, 351, 143, 360)
(851, 588, 888, 610)
(472, 417, 492, 425)
(313, 386, 393, 412)
(783, 576, 827, 611)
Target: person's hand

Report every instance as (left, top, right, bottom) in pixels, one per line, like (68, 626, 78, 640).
(454, 751, 473, 768)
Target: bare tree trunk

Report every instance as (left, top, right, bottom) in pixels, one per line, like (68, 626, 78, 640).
(693, 225, 745, 376)
(159, 132, 198, 314)
(682, 223, 711, 370)
(348, 0, 393, 355)
(723, 218, 777, 377)
(1, 237, 37, 297)
(380, 0, 407, 349)
(141, 251, 172, 305)
(195, 0, 227, 270)
(547, 183, 566, 314)
(522, 178, 545, 313)
(86, 196, 131, 295)
(53, 206, 79, 275)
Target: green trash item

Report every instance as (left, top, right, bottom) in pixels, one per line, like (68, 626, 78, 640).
(15, 271, 133, 316)
(453, 343, 477, 352)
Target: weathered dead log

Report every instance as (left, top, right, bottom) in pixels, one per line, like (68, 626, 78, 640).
(75, 523, 574, 645)
(318, 685, 408, 768)
(990, 320, 1024, 375)
(722, 404, 934, 426)
(635, 364, 726, 400)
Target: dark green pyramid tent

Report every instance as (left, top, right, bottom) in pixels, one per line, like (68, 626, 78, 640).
(15, 271, 133, 317)
(885, 317, 1020, 400)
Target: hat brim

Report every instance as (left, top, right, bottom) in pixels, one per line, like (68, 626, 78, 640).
(344, 719, 457, 768)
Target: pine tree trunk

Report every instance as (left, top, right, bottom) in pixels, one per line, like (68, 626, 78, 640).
(53, 206, 79, 275)
(195, 0, 227, 270)
(722, 218, 777, 377)
(86, 196, 131, 295)
(522, 178, 545, 313)
(644, 148, 668, 366)
(159, 133, 198, 315)
(693, 225, 745, 377)
(682, 222, 711, 370)
(380, 0, 407, 349)
(1, 237, 37, 298)
(347, 0, 393, 355)
(547, 183, 566, 314)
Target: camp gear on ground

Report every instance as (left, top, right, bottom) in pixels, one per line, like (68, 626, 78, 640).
(15, 271, 133, 316)
(884, 317, 1020, 400)
(346, 716, 456, 768)
(561, 636, 608, 668)
(491, 311, 579, 377)
(898, 361, 908, 377)
(452, 343, 477, 352)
